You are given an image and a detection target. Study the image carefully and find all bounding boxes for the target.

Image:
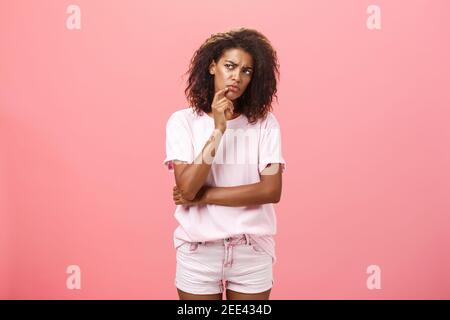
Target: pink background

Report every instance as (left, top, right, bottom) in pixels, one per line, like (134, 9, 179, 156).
(1, 0, 449, 299)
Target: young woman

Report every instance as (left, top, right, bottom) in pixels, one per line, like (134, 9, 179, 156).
(164, 27, 286, 300)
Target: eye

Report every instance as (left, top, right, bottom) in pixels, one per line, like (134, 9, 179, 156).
(225, 63, 252, 76)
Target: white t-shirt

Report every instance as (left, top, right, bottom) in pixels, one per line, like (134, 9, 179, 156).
(163, 107, 286, 264)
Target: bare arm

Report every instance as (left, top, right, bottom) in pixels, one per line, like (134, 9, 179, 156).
(173, 87, 235, 201)
(202, 163, 283, 206)
(173, 163, 283, 206)
(173, 128, 224, 201)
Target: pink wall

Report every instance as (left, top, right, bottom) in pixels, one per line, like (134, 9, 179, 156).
(1, 0, 449, 299)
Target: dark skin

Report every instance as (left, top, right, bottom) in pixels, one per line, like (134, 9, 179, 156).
(177, 288, 272, 300)
(172, 163, 282, 207)
(173, 48, 282, 300)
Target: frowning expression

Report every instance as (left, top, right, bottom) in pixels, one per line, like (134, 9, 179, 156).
(209, 47, 254, 102)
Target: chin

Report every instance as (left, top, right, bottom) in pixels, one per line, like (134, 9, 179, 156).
(227, 93, 241, 100)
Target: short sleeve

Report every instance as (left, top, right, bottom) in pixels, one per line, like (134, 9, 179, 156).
(163, 111, 195, 171)
(258, 113, 286, 174)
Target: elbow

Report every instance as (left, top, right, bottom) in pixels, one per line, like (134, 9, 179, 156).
(182, 191, 196, 201)
(267, 188, 282, 204)
(177, 183, 197, 201)
(175, 173, 202, 201)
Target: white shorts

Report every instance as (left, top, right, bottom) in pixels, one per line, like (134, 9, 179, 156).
(175, 234, 273, 295)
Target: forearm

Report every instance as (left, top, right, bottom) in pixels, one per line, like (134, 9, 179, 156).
(203, 182, 278, 207)
(178, 128, 224, 200)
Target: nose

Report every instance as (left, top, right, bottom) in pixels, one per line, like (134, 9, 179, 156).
(232, 69, 241, 83)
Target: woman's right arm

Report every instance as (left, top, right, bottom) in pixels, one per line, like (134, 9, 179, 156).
(173, 128, 223, 200)
(174, 87, 233, 201)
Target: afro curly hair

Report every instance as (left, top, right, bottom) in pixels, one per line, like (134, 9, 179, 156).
(184, 27, 280, 124)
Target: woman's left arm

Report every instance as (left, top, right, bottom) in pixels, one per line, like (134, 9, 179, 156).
(173, 163, 283, 207)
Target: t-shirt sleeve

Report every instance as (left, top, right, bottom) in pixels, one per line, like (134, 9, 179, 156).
(163, 111, 195, 171)
(258, 113, 286, 174)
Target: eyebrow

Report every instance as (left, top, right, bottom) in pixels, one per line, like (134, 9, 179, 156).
(225, 60, 253, 69)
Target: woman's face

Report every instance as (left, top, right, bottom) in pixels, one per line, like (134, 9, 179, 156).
(209, 48, 254, 103)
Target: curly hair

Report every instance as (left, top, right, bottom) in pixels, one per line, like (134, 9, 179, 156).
(184, 27, 280, 124)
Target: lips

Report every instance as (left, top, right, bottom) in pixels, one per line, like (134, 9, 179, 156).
(228, 85, 239, 92)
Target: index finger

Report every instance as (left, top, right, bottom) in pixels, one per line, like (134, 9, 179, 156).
(213, 87, 230, 101)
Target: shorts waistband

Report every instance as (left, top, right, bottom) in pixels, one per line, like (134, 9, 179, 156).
(197, 234, 252, 246)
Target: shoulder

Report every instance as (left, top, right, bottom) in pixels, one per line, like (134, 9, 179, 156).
(167, 107, 192, 120)
(260, 111, 281, 129)
(166, 107, 197, 125)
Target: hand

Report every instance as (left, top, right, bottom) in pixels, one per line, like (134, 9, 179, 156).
(211, 87, 234, 133)
(173, 185, 208, 206)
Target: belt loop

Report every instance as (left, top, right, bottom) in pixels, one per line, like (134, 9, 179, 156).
(244, 234, 250, 245)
